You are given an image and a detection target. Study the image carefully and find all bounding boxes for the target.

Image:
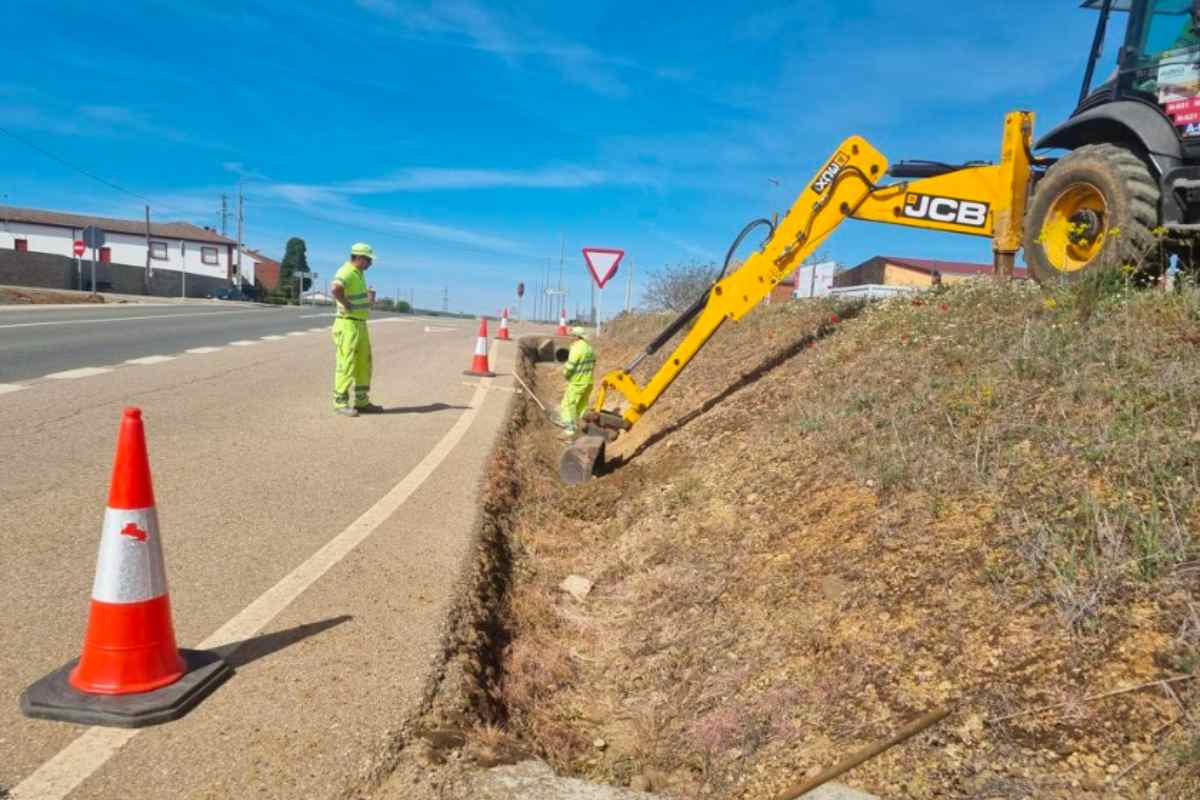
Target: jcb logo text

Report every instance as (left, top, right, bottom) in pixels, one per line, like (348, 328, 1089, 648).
(812, 152, 850, 195)
(903, 194, 989, 228)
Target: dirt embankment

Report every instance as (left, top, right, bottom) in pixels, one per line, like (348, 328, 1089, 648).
(0, 286, 107, 304)
(364, 279, 1198, 800)
(478, 281, 1197, 799)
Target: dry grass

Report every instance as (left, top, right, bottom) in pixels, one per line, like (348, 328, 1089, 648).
(0, 287, 107, 304)
(495, 279, 1199, 798)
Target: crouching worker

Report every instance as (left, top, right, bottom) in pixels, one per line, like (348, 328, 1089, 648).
(559, 326, 595, 437)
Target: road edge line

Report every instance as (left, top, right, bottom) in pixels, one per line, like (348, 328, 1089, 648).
(9, 341, 501, 800)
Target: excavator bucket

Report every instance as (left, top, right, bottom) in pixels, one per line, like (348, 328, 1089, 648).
(559, 435, 606, 485)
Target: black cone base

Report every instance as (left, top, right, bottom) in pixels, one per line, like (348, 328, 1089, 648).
(20, 649, 232, 728)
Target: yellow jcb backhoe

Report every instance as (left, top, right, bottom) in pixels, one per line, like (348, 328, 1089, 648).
(560, 0, 1200, 483)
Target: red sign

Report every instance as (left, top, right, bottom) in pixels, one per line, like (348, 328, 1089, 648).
(73, 240, 85, 257)
(582, 247, 624, 289)
(1166, 97, 1200, 123)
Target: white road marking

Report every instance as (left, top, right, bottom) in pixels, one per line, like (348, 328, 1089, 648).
(299, 313, 332, 319)
(286, 331, 307, 337)
(8, 341, 501, 800)
(43, 367, 113, 380)
(424, 326, 455, 333)
(260, 335, 285, 341)
(308, 327, 327, 333)
(0, 383, 27, 394)
(229, 340, 256, 347)
(124, 355, 176, 365)
(185, 347, 222, 354)
(0, 309, 263, 330)
(0, 303, 184, 313)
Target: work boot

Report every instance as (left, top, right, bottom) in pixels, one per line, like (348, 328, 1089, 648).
(559, 427, 577, 440)
(356, 402, 385, 414)
(335, 407, 359, 418)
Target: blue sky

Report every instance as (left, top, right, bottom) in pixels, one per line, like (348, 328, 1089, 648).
(2, 1, 1101, 316)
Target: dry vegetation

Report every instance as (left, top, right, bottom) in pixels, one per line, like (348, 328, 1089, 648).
(0, 286, 106, 304)
(490, 276, 1199, 799)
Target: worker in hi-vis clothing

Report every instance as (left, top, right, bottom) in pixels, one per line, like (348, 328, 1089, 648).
(558, 326, 595, 437)
(330, 243, 382, 417)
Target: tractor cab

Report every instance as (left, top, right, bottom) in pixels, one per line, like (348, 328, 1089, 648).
(1080, 1, 1200, 137)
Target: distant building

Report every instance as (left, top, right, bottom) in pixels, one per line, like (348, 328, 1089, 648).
(244, 248, 281, 291)
(0, 205, 237, 280)
(791, 261, 838, 299)
(835, 256, 1028, 289)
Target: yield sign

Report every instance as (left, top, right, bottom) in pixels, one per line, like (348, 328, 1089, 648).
(582, 247, 624, 289)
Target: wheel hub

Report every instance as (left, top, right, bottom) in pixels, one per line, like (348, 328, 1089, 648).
(1042, 183, 1109, 273)
(1067, 208, 1102, 246)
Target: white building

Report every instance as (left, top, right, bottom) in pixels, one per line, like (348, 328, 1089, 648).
(0, 205, 241, 283)
(792, 261, 839, 299)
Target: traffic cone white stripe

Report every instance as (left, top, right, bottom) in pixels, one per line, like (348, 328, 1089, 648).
(91, 506, 167, 604)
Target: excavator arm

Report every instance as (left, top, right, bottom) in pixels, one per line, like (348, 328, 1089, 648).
(558, 112, 1034, 484)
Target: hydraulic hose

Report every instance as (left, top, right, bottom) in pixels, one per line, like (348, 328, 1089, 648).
(625, 217, 775, 372)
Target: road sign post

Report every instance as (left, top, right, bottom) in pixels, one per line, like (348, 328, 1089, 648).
(81, 226, 105, 295)
(582, 247, 624, 338)
(73, 240, 84, 290)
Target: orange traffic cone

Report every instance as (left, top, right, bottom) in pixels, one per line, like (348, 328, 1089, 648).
(557, 308, 568, 336)
(21, 408, 231, 727)
(497, 307, 511, 340)
(463, 318, 496, 377)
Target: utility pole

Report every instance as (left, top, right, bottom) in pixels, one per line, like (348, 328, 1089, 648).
(235, 185, 243, 288)
(220, 194, 229, 237)
(558, 234, 565, 294)
(144, 205, 152, 294)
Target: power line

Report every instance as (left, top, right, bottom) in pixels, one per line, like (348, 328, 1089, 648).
(0, 125, 552, 271)
(0, 125, 162, 207)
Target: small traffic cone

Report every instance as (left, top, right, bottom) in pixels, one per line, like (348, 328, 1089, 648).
(557, 308, 568, 336)
(463, 318, 496, 377)
(497, 307, 511, 341)
(20, 408, 231, 728)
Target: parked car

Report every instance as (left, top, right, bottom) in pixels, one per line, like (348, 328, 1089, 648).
(210, 287, 248, 301)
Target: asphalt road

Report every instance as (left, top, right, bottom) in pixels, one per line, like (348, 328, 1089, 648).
(1, 310, 542, 799)
(0, 303, 390, 383)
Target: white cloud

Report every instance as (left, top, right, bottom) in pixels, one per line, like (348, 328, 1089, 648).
(354, 0, 630, 96)
(336, 165, 610, 193)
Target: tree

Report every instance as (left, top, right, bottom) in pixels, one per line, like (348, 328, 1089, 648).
(642, 262, 721, 313)
(279, 237, 311, 302)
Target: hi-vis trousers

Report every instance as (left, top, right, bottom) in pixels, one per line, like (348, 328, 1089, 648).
(332, 317, 372, 408)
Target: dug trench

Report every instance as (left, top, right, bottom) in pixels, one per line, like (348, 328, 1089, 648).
(358, 280, 1199, 800)
(352, 304, 872, 800)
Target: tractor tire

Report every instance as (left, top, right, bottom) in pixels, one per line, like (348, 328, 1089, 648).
(1023, 143, 1162, 286)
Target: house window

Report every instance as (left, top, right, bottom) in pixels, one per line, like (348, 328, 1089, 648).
(14, 239, 28, 251)
(150, 241, 168, 260)
(99, 247, 111, 263)
(201, 246, 219, 266)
